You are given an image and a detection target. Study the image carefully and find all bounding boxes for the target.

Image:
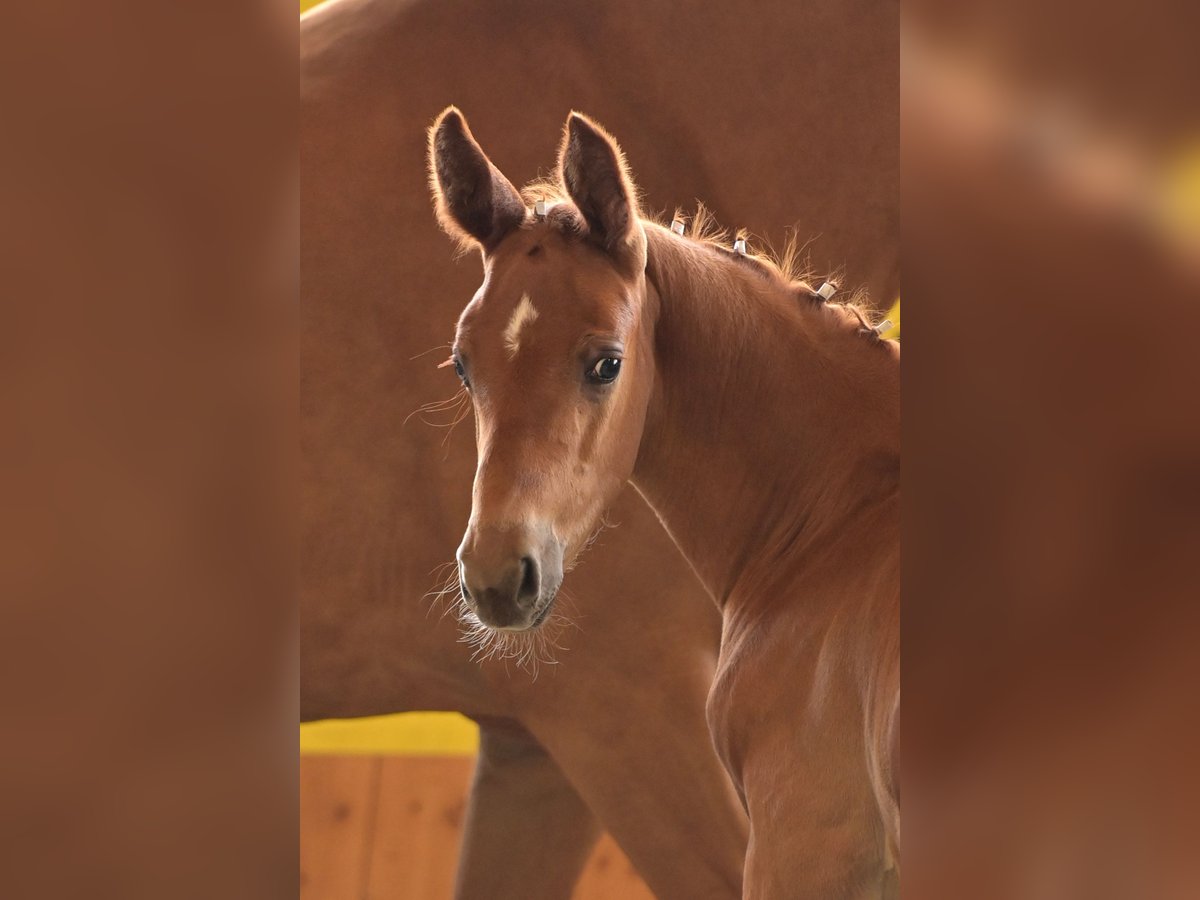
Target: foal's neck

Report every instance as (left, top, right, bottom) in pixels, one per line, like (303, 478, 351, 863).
(632, 224, 900, 609)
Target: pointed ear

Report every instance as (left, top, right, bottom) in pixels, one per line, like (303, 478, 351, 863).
(558, 112, 644, 270)
(428, 107, 526, 252)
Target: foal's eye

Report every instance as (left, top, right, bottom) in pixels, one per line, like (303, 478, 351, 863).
(587, 357, 622, 384)
(453, 358, 469, 388)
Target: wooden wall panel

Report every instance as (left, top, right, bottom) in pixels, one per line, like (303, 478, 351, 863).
(300, 756, 380, 898)
(367, 757, 473, 899)
(301, 756, 657, 899)
(572, 833, 656, 900)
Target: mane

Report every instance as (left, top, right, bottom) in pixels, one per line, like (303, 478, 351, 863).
(520, 180, 886, 332)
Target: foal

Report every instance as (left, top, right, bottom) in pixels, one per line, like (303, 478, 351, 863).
(429, 107, 900, 898)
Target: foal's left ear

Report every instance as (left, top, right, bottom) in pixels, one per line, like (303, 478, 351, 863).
(558, 112, 646, 272)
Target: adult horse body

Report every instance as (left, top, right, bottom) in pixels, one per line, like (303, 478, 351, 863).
(430, 110, 900, 897)
(302, 0, 896, 895)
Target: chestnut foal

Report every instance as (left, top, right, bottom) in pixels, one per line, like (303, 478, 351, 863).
(429, 108, 900, 898)
(427, 109, 897, 897)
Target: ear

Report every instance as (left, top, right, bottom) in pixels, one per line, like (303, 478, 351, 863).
(558, 112, 645, 270)
(428, 107, 526, 252)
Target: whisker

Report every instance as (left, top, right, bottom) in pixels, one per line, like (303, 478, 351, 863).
(403, 388, 469, 427)
(409, 342, 453, 362)
(416, 395, 465, 412)
(422, 559, 465, 621)
(553, 586, 585, 634)
(450, 584, 575, 676)
(440, 395, 472, 452)
(564, 514, 615, 575)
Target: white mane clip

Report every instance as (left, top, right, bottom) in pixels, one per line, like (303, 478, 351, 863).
(671, 219, 686, 235)
(733, 238, 748, 255)
(534, 200, 549, 218)
(815, 281, 837, 301)
(873, 318, 893, 336)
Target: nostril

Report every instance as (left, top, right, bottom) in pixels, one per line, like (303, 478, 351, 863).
(518, 555, 539, 603)
(458, 563, 472, 602)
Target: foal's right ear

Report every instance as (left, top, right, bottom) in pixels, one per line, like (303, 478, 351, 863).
(428, 107, 526, 252)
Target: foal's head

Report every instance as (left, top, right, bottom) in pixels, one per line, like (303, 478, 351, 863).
(429, 108, 654, 632)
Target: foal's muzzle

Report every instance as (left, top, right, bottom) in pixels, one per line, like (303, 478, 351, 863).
(457, 523, 563, 630)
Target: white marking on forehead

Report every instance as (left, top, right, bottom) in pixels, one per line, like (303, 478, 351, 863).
(503, 293, 539, 358)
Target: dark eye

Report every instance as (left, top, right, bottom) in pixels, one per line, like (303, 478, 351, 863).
(587, 357, 622, 384)
(453, 358, 469, 388)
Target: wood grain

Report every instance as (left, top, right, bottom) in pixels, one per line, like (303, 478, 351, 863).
(301, 756, 656, 899)
(573, 832, 656, 900)
(300, 756, 379, 898)
(367, 757, 472, 899)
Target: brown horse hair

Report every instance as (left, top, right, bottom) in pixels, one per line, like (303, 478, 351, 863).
(519, 179, 886, 338)
(425, 107, 885, 337)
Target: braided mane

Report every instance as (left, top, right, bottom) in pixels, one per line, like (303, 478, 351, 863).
(520, 180, 885, 331)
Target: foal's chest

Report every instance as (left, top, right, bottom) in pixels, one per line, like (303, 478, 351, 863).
(705, 604, 862, 798)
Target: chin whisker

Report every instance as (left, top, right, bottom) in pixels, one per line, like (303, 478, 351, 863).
(453, 594, 574, 678)
(552, 586, 585, 634)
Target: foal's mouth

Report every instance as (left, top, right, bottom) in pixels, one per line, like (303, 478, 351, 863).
(491, 586, 558, 633)
(457, 582, 568, 676)
(528, 591, 557, 628)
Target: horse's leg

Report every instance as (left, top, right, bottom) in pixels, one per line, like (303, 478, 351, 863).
(454, 716, 600, 900)
(882, 865, 900, 900)
(740, 786, 888, 900)
(742, 834, 889, 900)
(521, 707, 748, 900)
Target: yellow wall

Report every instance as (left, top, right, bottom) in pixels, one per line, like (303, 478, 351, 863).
(301, 712, 479, 755)
(882, 299, 900, 339)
